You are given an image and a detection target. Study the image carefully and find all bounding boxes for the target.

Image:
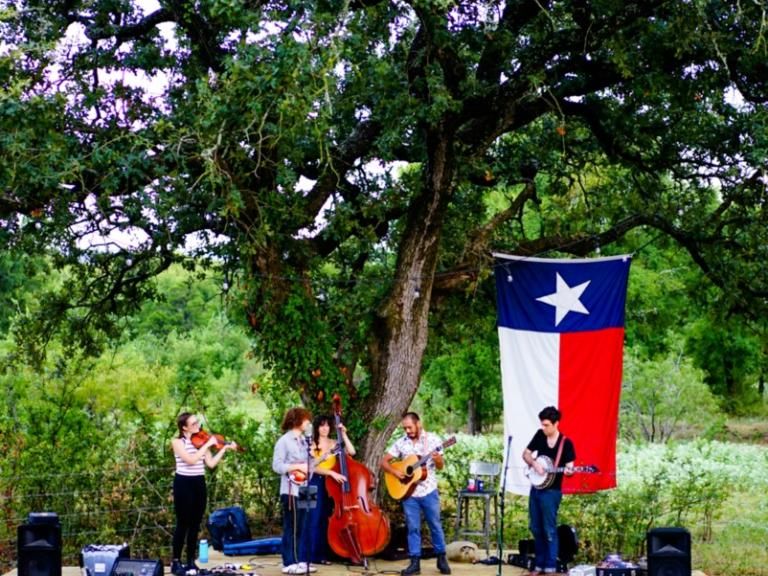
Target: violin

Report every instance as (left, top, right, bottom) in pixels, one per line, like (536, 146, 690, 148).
(190, 428, 244, 452)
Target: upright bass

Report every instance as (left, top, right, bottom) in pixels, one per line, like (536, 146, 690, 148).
(325, 394, 390, 565)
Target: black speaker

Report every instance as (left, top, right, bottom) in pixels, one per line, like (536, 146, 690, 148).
(647, 527, 691, 576)
(376, 524, 408, 561)
(517, 538, 535, 556)
(110, 558, 163, 576)
(18, 518, 62, 576)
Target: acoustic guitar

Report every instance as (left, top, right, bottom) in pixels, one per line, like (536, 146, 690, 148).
(525, 454, 599, 489)
(384, 436, 457, 500)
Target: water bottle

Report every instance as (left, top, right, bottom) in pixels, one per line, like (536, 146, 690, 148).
(198, 539, 209, 564)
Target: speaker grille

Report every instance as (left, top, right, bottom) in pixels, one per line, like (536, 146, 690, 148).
(647, 527, 691, 576)
(18, 522, 62, 576)
(20, 553, 61, 576)
(649, 558, 689, 576)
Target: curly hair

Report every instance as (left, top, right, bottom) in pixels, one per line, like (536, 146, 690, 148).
(281, 407, 312, 432)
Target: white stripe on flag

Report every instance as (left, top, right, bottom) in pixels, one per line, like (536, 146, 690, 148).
(499, 327, 559, 495)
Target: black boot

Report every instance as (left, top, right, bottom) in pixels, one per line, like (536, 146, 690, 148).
(436, 553, 451, 575)
(401, 556, 421, 576)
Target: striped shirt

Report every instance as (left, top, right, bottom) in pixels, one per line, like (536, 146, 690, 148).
(175, 437, 205, 476)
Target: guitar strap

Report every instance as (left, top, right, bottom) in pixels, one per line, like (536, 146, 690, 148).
(553, 434, 567, 469)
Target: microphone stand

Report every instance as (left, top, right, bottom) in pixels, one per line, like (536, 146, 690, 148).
(297, 429, 317, 576)
(497, 435, 513, 576)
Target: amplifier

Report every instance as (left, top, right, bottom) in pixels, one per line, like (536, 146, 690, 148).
(80, 544, 130, 576)
(110, 558, 163, 576)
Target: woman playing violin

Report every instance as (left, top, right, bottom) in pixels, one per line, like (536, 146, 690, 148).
(303, 414, 356, 565)
(171, 413, 238, 576)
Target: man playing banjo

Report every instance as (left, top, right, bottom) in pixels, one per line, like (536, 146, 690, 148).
(522, 406, 575, 576)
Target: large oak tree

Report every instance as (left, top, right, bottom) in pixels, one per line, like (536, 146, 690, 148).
(2, 0, 767, 467)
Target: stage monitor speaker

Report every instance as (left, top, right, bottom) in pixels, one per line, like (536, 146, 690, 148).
(647, 527, 691, 576)
(17, 521, 62, 576)
(110, 558, 163, 576)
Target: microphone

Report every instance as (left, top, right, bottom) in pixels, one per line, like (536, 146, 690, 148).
(303, 423, 313, 478)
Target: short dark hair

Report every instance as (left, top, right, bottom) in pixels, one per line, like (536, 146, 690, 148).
(402, 412, 420, 423)
(538, 406, 561, 423)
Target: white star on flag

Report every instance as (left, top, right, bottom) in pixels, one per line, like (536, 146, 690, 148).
(536, 272, 591, 326)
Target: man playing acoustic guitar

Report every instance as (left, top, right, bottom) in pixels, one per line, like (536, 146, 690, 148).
(522, 406, 575, 576)
(380, 412, 452, 576)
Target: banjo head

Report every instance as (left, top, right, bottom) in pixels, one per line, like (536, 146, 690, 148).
(527, 455, 555, 489)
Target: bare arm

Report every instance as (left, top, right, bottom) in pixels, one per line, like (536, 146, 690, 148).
(337, 424, 356, 456)
(380, 453, 405, 479)
(523, 448, 545, 475)
(205, 442, 237, 469)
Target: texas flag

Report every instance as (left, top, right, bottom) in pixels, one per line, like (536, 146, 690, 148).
(494, 253, 632, 495)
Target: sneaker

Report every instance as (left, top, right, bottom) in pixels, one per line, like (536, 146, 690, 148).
(286, 563, 317, 574)
(170, 560, 186, 576)
(281, 565, 297, 574)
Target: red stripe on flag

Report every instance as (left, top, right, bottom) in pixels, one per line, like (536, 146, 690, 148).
(558, 328, 624, 493)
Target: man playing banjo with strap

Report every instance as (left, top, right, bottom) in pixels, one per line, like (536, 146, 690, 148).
(522, 406, 575, 576)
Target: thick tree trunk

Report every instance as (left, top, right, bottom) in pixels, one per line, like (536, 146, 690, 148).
(357, 126, 456, 473)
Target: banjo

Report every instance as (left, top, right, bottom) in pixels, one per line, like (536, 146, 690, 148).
(525, 455, 599, 489)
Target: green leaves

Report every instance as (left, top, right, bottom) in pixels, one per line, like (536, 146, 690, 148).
(1, 0, 768, 454)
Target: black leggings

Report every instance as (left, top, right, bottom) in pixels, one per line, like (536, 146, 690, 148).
(172, 474, 207, 564)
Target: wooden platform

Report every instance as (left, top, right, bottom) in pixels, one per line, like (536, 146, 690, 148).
(2, 549, 707, 576)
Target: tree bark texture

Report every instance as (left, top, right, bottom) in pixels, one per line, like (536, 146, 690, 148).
(358, 127, 456, 471)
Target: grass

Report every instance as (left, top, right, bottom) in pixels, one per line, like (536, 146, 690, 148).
(439, 430, 768, 576)
(694, 490, 768, 576)
(722, 418, 768, 444)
